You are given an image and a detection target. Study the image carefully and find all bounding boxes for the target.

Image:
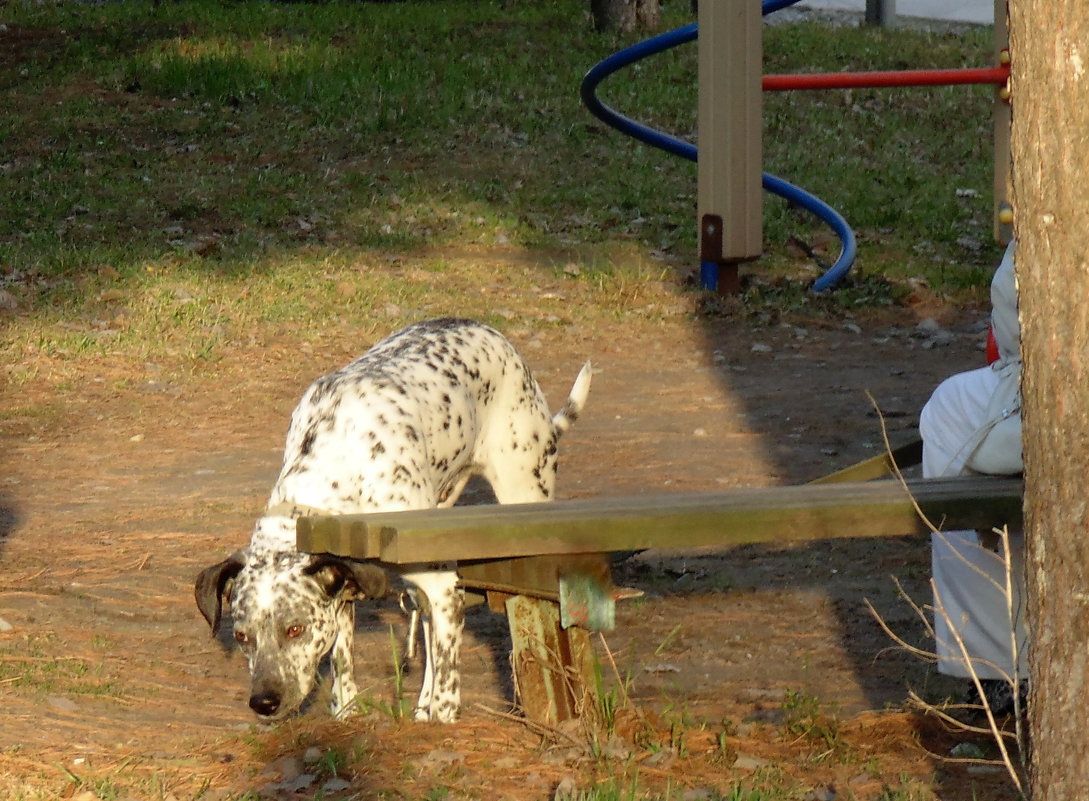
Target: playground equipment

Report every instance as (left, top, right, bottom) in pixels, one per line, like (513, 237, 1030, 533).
(580, 0, 1012, 292)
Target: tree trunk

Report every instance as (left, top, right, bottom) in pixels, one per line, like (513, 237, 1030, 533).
(1009, 0, 1089, 795)
(590, 0, 661, 33)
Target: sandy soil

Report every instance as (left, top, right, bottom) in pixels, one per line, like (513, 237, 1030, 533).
(0, 286, 1023, 800)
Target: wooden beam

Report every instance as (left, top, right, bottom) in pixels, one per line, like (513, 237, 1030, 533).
(296, 476, 1023, 564)
(807, 438, 922, 485)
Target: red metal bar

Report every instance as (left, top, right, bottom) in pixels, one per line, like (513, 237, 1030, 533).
(763, 65, 1010, 91)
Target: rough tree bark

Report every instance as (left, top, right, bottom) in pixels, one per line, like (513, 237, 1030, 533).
(1009, 0, 1089, 795)
(590, 0, 661, 33)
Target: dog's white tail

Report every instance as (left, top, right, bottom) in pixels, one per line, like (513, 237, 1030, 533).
(552, 361, 592, 437)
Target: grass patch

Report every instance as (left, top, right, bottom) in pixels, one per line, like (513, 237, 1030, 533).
(2, 0, 1000, 341)
(0, 634, 126, 698)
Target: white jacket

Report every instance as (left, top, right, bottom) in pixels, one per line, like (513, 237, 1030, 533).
(965, 240, 1022, 475)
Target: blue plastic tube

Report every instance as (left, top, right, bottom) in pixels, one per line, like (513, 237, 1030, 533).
(580, 2, 856, 290)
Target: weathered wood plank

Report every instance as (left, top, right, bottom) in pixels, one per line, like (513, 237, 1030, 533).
(506, 595, 598, 725)
(296, 476, 1023, 564)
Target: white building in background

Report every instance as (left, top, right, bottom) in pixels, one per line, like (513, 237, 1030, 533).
(797, 0, 994, 25)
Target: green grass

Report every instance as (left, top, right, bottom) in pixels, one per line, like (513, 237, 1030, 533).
(557, 777, 794, 801)
(1, 0, 1000, 342)
(0, 635, 127, 698)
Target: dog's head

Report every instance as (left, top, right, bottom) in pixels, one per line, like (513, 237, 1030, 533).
(194, 547, 388, 720)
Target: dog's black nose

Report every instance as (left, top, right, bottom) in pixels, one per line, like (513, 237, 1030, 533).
(249, 692, 281, 717)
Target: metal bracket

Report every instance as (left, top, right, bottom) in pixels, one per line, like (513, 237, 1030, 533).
(559, 572, 643, 632)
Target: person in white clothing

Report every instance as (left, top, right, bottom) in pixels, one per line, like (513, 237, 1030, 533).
(919, 240, 1026, 713)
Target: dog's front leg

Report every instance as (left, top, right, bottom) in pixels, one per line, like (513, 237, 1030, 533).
(330, 601, 360, 719)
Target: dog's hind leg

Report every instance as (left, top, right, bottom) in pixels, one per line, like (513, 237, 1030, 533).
(402, 568, 463, 722)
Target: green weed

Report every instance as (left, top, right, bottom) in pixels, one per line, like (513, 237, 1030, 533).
(0, 637, 127, 699)
(781, 690, 848, 761)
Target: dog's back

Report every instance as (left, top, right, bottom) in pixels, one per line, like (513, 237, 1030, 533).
(267, 318, 588, 517)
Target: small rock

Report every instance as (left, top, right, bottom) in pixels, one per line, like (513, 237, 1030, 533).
(47, 696, 78, 712)
(553, 775, 579, 800)
(915, 317, 943, 335)
(949, 742, 985, 759)
(732, 753, 769, 771)
(683, 790, 714, 801)
(922, 330, 955, 349)
(302, 746, 323, 764)
(601, 735, 632, 760)
(842, 323, 862, 335)
(803, 786, 836, 801)
(643, 663, 680, 673)
(261, 755, 304, 781)
(750, 342, 772, 353)
(0, 616, 13, 633)
(268, 773, 315, 794)
(419, 749, 465, 770)
(643, 747, 676, 768)
(321, 777, 352, 792)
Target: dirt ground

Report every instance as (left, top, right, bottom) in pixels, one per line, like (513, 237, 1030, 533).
(0, 267, 1024, 800)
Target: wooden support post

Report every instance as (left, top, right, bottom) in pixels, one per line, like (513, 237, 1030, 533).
(505, 595, 598, 726)
(697, 0, 762, 293)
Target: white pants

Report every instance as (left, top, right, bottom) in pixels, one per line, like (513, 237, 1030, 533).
(920, 367, 1027, 680)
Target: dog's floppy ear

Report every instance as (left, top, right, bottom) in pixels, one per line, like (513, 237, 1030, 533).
(304, 555, 389, 601)
(194, 551, 246, 634)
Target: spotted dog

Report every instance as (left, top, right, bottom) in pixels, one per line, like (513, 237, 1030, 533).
(195, 318, 592, 723)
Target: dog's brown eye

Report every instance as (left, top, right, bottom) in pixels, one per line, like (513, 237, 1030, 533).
(285, 624, 305, 639)
(234, 631, 249, 645)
